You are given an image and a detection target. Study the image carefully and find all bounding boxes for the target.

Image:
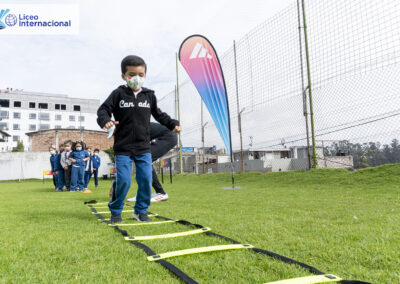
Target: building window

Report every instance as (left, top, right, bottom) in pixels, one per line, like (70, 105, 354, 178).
(61, 104, 66, 110)
(29, 124, 36, 131)
(55, 104, 60, 110)
(39, 113, 50, 121)
(55, 114, 62, 121)
(79, 126, 85, 130)
(13, 112, 21, 119)
(0, 111, 9, 119)
(13, 124, 20, 130)
(0, 122, 9, 130)
(78, 116, 85, 122)
(29, 102, 36, 108)
(67, 126, 75, 129)
(0, 99, 10, 108)
(14, 101, 21, 108)
(55, 125, 62, 129)
(39, 124, 50, 130)
(38, 103, 48, 109)
(73, 105, 81, 111)
(13, 135, 19, 142)
(69, 115, 75, 121)
(29, 113, 37, 120)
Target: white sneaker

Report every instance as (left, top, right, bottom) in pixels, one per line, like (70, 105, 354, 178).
(151, 193, 168, 202)
(127, 196, 136, 202)
(127, 193, 169, 203)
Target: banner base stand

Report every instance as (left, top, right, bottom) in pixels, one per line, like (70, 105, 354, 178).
(220, 186, 246, 189)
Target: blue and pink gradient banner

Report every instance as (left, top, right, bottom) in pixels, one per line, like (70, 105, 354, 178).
(179, 35, 232, 154)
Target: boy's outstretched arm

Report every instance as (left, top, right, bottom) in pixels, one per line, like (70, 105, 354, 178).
(151, 94, 181, 132)
(97, 91, 118, 129)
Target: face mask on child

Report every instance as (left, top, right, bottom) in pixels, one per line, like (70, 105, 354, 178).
(125, 75, 144, 91)
(50, 150, 55, 155)
(76, 147, 82, 151)
(94, 152, 98, 156)
(65, 146, 71, 151)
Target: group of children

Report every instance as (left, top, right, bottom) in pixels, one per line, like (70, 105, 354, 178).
(49, 140, 101, 193)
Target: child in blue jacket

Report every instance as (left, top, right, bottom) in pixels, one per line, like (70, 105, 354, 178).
(68, 141, 90, 192)
(91, 148, 101, 188)
(49, 146, 63, 192)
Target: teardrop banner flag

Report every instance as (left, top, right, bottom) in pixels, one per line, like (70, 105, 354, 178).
(178, 35, 233, 156)
(179, 34, 237, 187)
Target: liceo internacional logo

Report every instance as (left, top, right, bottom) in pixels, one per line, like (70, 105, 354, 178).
(0, 8, 10, 29)
(0, 4, 79, 35)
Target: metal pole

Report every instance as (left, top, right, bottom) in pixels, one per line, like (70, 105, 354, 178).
(201, 101, 204, 174)
(239, 108, 245, 173)
(202, 121, 208, 174)
(301, 0, 317, 168)
(233, 40, 244, 173)
(296, 0, 312, 170)
(176, 52, 183, 174)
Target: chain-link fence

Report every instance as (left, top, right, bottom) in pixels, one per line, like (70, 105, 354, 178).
(157, 0, 400, 172)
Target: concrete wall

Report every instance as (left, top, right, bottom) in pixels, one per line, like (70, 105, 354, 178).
(0, 151, 112, 181)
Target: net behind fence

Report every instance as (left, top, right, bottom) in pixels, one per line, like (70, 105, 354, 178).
(157, 0, 400, 171)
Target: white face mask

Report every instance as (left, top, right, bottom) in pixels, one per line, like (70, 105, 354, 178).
(125, 75, 144, 91)
(50, 150, 55, 155)
(65, 147, 71, 151)
(94, 152, 98, 156)
(76, 147, 82, 151)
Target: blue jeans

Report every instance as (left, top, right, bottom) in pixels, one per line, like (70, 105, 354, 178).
(109, 153, 152, 215)
(84, 171, 92, 189)
(53, 170, 63, 190)
(70, 165, 85, 191)
(58, 168, 65, 188)
(92, 168, 99, 187)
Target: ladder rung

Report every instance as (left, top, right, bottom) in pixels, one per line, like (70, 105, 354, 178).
(109, 220, 177, 227)
(147, 244, 254, 261)
(124, 227, 211, 241)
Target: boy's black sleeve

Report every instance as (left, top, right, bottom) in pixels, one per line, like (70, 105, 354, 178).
(97, 90, 117, 128)
(151, 93, 179, 131)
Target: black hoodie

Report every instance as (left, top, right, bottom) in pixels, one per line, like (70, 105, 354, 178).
(97, 85, 179, 156)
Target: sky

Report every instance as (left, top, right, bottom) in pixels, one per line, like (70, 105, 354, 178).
(0, 0, 294, 101)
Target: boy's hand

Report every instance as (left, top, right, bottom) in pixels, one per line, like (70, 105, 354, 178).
(173, 125, 181, 133)
(103, 121, 119, 130)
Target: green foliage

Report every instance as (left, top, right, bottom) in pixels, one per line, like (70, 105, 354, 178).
(103, 147, 114, 163)
(11, 140, 24, 152)
(325, 139, 400, 168)
(0, 164, 399, 283)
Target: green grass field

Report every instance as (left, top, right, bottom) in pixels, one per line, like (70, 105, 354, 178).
(1, 164, 399, 283)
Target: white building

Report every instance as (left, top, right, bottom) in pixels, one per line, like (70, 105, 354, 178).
(0, 88, 100, 151)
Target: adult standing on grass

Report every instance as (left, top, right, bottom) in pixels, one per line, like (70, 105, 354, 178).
(97, 55, 181, 223)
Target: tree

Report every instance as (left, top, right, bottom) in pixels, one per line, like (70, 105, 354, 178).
(103, 147, 115, 163)
(12, 140, 24, 152)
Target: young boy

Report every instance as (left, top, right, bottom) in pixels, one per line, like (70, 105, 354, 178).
(91, 148, 101, 188)
(97, 55, 180, 223)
